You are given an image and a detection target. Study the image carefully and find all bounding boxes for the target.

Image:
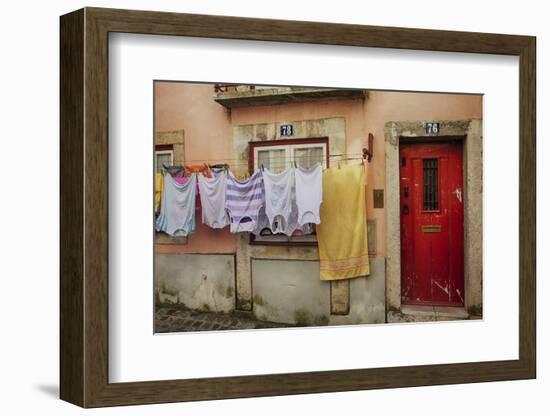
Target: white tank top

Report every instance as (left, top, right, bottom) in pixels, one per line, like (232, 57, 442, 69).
(261, 167, 293, 234)
(253, 186, 314, 237)
(295, 163, 323, 225)
(197, 171, 229, 229)
(285, 184, 314, 236)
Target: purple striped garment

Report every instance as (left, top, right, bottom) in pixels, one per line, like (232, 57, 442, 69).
(225, 170, 265, 233)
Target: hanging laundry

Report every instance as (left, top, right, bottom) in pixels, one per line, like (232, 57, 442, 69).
(197, 170, 229, 229)
(162, 164, 185, 178)
(172, 175, 203, 212)
(225, 170, 264, 233)
(253, 172, 313, 237)
(252, 204, 274, 237)
(295, 163, 323, 226)
(154, 173, 164, 214)
(262, 167, 293, 234)
(172, 175, 189, 185)
(185, 164, 212, 177)
(316, 164, 369, 280)
(284, 185, 314, 236)
(155, 173, 197, 236)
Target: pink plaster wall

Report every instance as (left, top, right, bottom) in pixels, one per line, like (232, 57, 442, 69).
(154, 82, 482, 256)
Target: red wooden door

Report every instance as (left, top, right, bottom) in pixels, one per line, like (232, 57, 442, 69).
(400, 141, 464, 306)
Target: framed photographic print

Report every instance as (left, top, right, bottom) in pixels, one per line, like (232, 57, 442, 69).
(60, 7, 536, 408)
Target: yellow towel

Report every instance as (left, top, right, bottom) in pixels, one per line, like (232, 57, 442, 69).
(155, 173, 164, 213)
(316, 163, 370, 280)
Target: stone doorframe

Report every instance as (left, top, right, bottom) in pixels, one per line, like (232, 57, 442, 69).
(384, 119, 483, 313)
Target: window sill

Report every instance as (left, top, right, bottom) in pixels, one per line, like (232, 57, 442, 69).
(249, 239, 318, 247)
(155, 232, 188, 245)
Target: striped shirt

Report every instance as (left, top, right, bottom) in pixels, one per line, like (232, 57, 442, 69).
(225, 170, 265, 233)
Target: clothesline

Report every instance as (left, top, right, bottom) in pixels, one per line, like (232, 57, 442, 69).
(216, 161, 364, 169)
(178, 153, 367, 164)
(163, 160, 365, 170)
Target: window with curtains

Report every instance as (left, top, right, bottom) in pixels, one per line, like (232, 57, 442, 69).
(248, 137, 329, 245)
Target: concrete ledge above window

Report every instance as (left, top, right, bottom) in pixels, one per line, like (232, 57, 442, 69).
(213, 86, 368, 108)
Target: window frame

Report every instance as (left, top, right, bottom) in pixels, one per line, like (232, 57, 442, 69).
(253, 144, 289, 172)
(248, 137, 329, 246)
(154, 145, 174, 174)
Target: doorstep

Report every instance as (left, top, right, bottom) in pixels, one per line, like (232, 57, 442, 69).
(433, 306, 469, 319)
(388, 305, 470, 323)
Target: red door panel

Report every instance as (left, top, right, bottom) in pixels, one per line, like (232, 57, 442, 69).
(400, 142, 464, 306)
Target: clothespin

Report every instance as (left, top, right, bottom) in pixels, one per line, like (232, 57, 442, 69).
(338, 159, 342, 169)
(261, 164, 265, 172)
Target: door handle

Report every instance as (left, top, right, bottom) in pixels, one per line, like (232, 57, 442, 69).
(403, 204, 409, 215)
(454, 188, 462, 203)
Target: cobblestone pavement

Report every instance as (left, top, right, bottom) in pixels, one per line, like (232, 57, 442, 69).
(155, 307, 290, 333)
(155, 306, 480, 332)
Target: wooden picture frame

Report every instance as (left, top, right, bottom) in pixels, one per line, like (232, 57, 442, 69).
(60, 7, 536, 408)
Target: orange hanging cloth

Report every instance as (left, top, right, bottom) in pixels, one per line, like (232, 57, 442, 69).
(185, 164, 212, 178)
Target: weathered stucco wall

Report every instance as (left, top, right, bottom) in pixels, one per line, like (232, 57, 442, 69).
(329, 258, 386, 325)
(155, 254, 235, 313)
(251, 257, 385, 326)
(252, 259, 330, 326)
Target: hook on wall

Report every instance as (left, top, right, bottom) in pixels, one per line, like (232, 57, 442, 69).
(362, 133, 374, 162)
